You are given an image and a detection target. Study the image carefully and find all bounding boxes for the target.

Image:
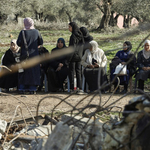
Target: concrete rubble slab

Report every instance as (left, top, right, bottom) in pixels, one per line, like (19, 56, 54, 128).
(42, 121, 72, 150)
(0, 119, 7, 139)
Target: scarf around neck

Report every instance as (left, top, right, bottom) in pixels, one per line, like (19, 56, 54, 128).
(10, 39, 20, 53)
(143, 40, 150, 59)
(89, 40, 99, 54)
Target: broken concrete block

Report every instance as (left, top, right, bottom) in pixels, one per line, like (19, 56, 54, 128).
(31, 138, 47, 150)
(61, 114, 94, 128)
(0, 119, 7, 133)
(0, 119, 7, 139)
(70, 118, 104, 149)
(87, 119, 104, 150)
(27, 124, 55, 137)
(42, 122, 72, 150)
(103, 123, 133, 150)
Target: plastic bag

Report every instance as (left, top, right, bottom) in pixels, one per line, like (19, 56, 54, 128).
(113, 63, 127, 75)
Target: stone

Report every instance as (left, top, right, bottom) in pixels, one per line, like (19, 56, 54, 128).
(42, 122, 72, 150)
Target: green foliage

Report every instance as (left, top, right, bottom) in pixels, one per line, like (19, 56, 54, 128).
(0, 27, 149, 60)
(0, 27, 149, 53)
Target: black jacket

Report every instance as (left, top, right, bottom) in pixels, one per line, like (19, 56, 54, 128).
(50, 47, 69, 70)
(68, 22, 84, 62)
(69, 32, 84, 62)
(38, 46, 49, 72)
(0, 49, 20, 88)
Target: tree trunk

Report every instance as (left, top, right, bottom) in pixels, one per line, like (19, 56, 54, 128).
(0, 14, 7, 24)
(123, 15, 131, 28)
(39, 12, 43, 22)
(97, 0, 111, 30)
(109, 11, 119, 27)
(14, 14, 19, 23)
(44, 15, 49, 22)
(66, 11, 72, 22)
(35, 11, 38, 20)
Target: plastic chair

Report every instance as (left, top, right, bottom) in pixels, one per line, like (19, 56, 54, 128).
(82, 75, 89, 92)
(44, 74, 48, 92)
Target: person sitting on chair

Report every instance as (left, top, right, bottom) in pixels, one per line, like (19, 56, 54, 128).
(48, 38, 69, 92)
(136, 40, 150, 92)
(81, 40, 107, 93)
(110, 41, 136, 94)
(0, 39, 20, 92)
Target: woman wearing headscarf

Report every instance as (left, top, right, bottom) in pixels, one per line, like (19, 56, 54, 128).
(110, 41, 136, 94)
(80, 26, 93, 53)
(0, 39, 20, 92)
(68, 22, 84, 94)
(136, 40, 150, 91)
(48, 38, 69, 92)
(81, 40, 107, 92)
(17, 17, 43, 94)
(37, 45, 49, 92)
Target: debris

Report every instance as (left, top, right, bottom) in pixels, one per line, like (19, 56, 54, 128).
(0, 119, 7, 139)
(42, 122, 72, 150)
(0, 92, 150, 150)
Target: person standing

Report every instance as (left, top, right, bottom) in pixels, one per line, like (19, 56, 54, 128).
(68, 22, 84, 94)
(80, 26, 93, 53)
(17, 17, 43, 94)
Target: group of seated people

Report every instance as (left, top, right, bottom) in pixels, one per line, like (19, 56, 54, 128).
(110, 39, 150, 94)
(1, 38, 150, 94)
(0, 18, 150, 94)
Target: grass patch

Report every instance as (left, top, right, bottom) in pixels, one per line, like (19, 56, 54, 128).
(96, 111, 122, 122)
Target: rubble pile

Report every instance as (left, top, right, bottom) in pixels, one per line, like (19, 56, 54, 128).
(103, 95, 150, 150)
(0, 95, 150, 150)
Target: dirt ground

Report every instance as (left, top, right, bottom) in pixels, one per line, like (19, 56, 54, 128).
(0, 90, 142, 123)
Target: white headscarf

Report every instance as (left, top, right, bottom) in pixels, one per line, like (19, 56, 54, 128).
(89, 40, 99, 54)
(143, 40, 150, 59)
(10, 39, 20, 53)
